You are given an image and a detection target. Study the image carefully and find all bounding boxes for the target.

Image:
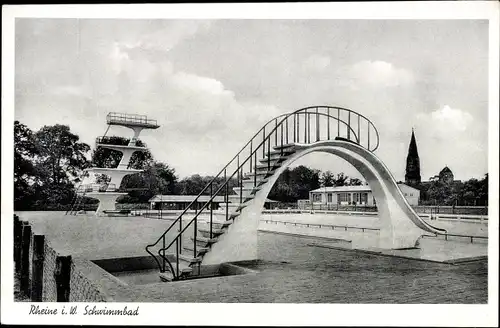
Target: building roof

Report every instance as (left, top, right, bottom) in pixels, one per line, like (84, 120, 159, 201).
(149, 195, 278, 203)
(440, 166, 453, 174)
(310, 182, 419, 193)
(149, 195, 226, 203)
(310, 185, 371, 193)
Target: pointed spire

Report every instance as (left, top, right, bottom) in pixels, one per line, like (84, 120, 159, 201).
(405, 129, 421, 185)
(408, 128, 419, 157)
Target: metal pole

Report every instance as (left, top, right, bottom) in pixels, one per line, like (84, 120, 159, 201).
(250, 140, 253, 172)
(357, 115, 360, 143)
(293, 114, 296, 142)
(254, 151, 257, 187)
(176, 240, 179, 278)
(304, 113, 307, 143)
(368, 121, 370, 150)
(347, 111, 351, 139)
(268, 134, 271, 170)
(327, 107, 330, 139)
(262, 127, 266, 158)
(316, 107, 319, 141)
(179, 215, 182, 253)
(337, 108, 340, 137)
(210, 184, 213, 239)
(194, 215, 198, 257)
(240, 168, 243, 204)
(280, 123, 283, 156)
(285, 117, 289, 144)
(224, 169, 228, 222)
(162, 236, 165, 272)
(275, 118, 278, 146)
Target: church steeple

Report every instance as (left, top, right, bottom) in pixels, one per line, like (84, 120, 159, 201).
(405, 128, 421, 185)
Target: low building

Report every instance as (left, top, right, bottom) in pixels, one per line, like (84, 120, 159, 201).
(308, 183, 420, 207)
(149, 195, 225, 211)
(149, 195, 279, 211)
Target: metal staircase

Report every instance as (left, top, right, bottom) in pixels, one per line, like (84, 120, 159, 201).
(146, 106, 381, 281)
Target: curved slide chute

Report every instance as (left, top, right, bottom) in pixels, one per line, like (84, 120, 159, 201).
(203, 139, 445, 264)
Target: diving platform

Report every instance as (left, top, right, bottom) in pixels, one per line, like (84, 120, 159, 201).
(106, 112, 160, 130)
(67, 111, 161, 217)
(95, 142, 147, 153)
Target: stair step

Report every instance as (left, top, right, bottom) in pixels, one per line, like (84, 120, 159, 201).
(255, 163, 281, 170)
(183, 245, 210, 255)
(266, 148, 296, 156)
(273, 143, 296, 149)
(258, 155, 289, 164)
(228, 194, 255, 203)
(178, 253, 202, 264)
(245, 170, 274, 178)
(159, 266, 193, 282)
(241, 177, 268, 185)
(236, 204, 248, 212)
(233, 186, 261, 193)
(229, 212, 240, 219)
(191, 236, 218, 245)
(199, 228, 224, 235)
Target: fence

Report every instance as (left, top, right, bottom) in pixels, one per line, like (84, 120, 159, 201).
(412, 205, 488, 216)
(13, 215, 107, 302)
(296, 203, 487, 215)
(261, 218, 488, 244)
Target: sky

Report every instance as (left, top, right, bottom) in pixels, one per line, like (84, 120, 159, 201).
(14, 19, 489, 181)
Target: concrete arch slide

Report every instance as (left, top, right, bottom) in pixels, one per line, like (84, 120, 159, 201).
(202, 140, 445, 265)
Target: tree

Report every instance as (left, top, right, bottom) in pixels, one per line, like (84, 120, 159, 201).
(320, 171, 335, 187)
(91, 136, 153, 170)
(35, 124, 91, 185)
(269, 166, 320, 202)
(177, 174, 238, 196)
(90, 135, 154, 186)
(333, 173, 348, 186)
(347, 177, 363, 186)
(118, 161, 178, 203)
(14, 121, 38, 209)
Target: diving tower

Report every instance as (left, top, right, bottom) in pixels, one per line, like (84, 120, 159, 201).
(73, 112, 160, 216)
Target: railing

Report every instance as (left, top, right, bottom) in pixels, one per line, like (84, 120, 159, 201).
(77, 183, 117, 193)
(106, 112, 158, 127)
(422, 232, 488, 244)
(261, 219, 380, 233)
(145, 106, 380, 279)
(262, 219, 487, 244)
(95, 136, 148, 148)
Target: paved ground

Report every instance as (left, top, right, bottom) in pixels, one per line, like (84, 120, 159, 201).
(112, 233, 487, 303)
(15, 211, 488, 303)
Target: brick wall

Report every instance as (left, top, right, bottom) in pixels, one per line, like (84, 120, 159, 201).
(14, 216, 108, 302)
(69, 263, 107, 302)
(41, 244, 58, 301)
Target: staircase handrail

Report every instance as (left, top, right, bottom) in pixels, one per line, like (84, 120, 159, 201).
(146, 106, 380, 276)
(153, 112, 360, 256)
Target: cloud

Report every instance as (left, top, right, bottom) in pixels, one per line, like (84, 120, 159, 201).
(303, 54, 331, 72)
(344, 60, 414, 88)
(16, 23, 285, 177)
(416, 105, 473, 136)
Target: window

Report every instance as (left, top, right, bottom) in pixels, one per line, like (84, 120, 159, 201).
(404, 193, 408, 196)
(327, 193, 333, 203)
(360, 192, 368, 204)
(338, 193, 351, 203)
(410, 193, 413, 196)
(312, 193, 322, 202)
